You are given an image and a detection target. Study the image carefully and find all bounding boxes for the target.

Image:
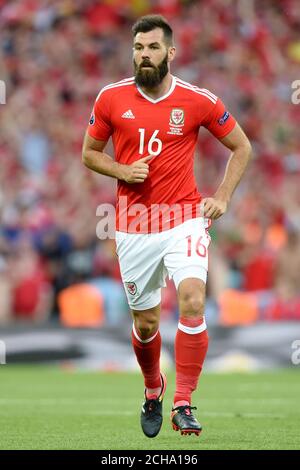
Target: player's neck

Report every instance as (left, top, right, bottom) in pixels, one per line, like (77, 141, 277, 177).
(140, 73, 173, 100)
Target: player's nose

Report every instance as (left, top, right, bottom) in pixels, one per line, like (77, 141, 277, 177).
(141, 48, 151, 59)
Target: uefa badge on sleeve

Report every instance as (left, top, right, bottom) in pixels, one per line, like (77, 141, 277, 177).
(218, 110, 230, 126)
(89, 112, 95, 125)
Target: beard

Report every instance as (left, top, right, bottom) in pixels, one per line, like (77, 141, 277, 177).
(134, 53, 169, 88)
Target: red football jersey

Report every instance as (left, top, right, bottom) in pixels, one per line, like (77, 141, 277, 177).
(87, 76, 236, 233)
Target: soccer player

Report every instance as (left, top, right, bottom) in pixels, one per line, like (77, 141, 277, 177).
(82, 15, 252, 438)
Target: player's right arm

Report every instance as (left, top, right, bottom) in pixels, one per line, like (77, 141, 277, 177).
(82, 86, 151, 183)
(82, 132, 152, 184)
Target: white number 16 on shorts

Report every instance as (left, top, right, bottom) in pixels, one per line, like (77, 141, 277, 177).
(115, 217, 211, 311)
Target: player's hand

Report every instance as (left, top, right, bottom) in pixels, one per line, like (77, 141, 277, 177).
(201, 197, 229, 219)
(119, 155, 153, 184)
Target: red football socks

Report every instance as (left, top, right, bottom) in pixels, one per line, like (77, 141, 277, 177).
(132, 324, 162, 397)
(174, 316, 209, 407)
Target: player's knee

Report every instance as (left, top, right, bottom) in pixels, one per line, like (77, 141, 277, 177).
(134, 316, 159, 340)
(179, 294, 205, 318)
(136, 322, 158, 339)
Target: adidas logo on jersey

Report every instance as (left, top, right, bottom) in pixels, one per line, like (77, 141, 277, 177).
(121, 109, 135, 119)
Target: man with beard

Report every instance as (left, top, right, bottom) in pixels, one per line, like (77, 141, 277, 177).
(82, 15, 252, 438)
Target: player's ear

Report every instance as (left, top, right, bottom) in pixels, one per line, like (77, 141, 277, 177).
(168, 46, 176, 63)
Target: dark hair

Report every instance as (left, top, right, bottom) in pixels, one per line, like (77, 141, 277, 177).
(132, 15, 173, 46)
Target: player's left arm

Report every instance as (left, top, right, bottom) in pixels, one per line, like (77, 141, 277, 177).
(202, 122, 252, 219)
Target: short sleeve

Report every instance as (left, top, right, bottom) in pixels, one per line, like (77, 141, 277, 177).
(202, 97, 236, 139)
(87, 90, 113, 141)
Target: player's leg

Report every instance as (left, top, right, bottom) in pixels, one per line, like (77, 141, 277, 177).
(163, 218, 210, 435)
(171, 277, 208, 435)
(131, 303, 162, 397)
(175, 277, 208, 407)
(131, 302, 167, 438)
(115, 231, 167, 437)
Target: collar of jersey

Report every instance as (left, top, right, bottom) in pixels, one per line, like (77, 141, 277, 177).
(136, 75, 176, 104)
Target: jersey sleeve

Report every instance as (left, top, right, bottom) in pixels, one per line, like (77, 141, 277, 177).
(87, 90, 112, 141)
(201, 96, 236, 139)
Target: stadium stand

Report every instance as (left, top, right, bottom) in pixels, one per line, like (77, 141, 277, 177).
(0, 0, 299, 325)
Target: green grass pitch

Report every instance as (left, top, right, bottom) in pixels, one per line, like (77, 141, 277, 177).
(0, 366, 299, 450)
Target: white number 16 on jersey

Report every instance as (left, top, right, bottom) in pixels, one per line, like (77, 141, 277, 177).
(138, 128, 162, 157)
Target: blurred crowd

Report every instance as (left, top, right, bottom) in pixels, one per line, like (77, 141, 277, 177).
(0, 0, 299, 325)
